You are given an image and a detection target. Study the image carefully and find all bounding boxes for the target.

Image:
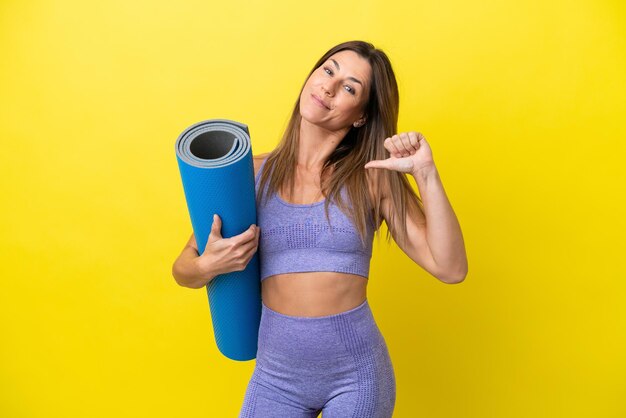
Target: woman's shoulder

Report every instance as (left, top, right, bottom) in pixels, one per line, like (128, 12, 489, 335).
(253, 153, 271, 178)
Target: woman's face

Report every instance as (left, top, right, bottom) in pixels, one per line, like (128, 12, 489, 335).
(299, 50, 372, 132)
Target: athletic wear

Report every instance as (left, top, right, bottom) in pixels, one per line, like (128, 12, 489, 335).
(238, 299, 396, 418)
(241, 156, 395, 417)
(254, 157, 375, 282)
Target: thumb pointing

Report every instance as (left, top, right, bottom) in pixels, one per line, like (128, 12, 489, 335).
(364, 159, 386, 169)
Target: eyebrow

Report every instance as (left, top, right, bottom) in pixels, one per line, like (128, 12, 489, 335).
(330, 58, 363, 86)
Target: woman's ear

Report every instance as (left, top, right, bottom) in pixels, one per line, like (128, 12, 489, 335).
(353, 114, 367, 128)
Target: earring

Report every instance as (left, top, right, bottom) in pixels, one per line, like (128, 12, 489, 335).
(353, 120, 364, 128)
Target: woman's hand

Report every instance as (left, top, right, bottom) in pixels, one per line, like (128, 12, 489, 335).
(364, 131, 435, 174)
(197, 214, 260, 277)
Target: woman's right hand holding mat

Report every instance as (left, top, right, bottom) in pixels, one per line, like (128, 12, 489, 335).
(172, 214, 260, 288)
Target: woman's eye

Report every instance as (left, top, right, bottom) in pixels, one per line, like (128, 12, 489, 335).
(322, 66, 354, 95)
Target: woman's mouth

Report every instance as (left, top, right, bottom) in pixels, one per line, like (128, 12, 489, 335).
(311, 94, 330, 110)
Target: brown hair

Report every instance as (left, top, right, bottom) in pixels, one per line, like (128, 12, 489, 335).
(256, 40, 424, 248)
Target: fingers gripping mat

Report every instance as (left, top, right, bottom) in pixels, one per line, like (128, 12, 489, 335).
(175, 119, 261, 361)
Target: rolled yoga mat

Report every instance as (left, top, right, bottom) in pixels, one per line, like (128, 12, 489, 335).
(175, 118, 261, 361)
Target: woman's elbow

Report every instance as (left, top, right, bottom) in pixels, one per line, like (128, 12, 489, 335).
(442, 265, 468, 284)
(172, 261, 198, 288)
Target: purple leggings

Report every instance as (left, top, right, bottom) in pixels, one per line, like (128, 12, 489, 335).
(238, 298, 396, 418)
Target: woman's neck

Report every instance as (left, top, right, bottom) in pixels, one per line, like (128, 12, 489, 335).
(297, 118, 349, 170)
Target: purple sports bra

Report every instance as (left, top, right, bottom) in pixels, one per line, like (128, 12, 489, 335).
(255, 157, 375, 282)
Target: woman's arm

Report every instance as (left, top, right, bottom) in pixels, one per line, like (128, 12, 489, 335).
(379, 169, 467, 284)
(410, 164, 467, 283)
(366, 132, 468, 284)
(172, 233, 216, 289)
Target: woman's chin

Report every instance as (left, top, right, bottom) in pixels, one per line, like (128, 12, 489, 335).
(299, 108, 325, 125)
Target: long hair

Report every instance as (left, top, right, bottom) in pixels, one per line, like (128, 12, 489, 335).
(256, 40, 425, 249)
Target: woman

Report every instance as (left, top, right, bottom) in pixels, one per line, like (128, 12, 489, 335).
(172, 40, 468, 418)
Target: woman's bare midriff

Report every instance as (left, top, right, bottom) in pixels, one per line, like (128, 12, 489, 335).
(261, 272, 368, 317)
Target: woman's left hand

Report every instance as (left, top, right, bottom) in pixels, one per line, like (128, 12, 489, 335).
(364, 131, 435, 174)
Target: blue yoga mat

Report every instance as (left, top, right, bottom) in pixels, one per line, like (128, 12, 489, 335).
(175, 118, 261, 361)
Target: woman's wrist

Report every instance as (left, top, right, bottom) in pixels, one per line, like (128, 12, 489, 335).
(411, 162, 437, 179)
(194, 257, 217, 285)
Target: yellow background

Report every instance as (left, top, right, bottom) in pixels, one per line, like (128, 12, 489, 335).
(1, 0, 625, 417)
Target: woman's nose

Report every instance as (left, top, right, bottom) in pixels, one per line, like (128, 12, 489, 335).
(322, 80, 335, 96)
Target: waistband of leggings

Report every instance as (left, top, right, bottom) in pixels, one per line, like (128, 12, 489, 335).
(258, 298, 381, 360)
